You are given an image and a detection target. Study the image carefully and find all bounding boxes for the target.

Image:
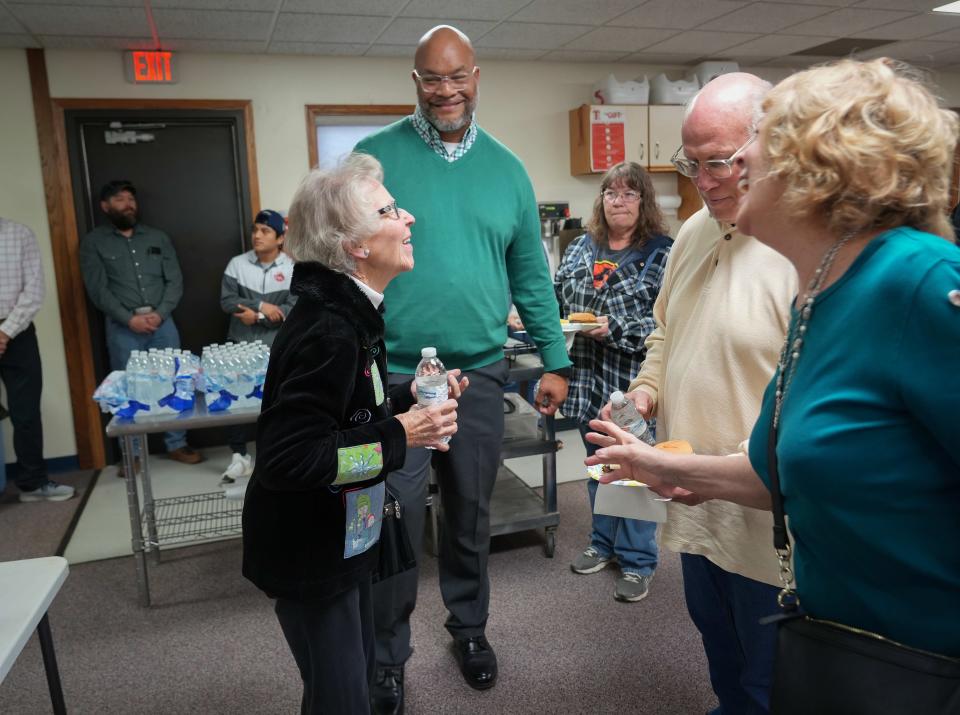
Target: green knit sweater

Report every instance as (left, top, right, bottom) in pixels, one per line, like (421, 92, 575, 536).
(356, 118, 570, 374)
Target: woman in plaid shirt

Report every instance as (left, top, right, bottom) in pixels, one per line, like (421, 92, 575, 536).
(556, 162, 672, 603)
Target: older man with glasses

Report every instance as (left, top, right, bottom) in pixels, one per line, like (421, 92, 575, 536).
(599, 73, 797, 714)
(355, 24, 571, 714)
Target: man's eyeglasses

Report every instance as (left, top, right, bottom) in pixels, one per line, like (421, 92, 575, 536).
(377, 200, 400, 220)
(413, 67, 477, 93)
(602, 189, 641, 203)
(671, 134, 757, 179)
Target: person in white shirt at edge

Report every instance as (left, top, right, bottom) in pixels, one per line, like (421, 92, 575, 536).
(218, 209, 296, 486)
(597, 73, 798, 715)
(0, 218, 75, 502)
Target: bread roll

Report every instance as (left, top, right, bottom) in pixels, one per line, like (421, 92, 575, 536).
(568, 311, 597, 323)
(654, 440, 694, 454)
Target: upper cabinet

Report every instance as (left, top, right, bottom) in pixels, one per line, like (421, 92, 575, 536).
(569, 104, 684, 176)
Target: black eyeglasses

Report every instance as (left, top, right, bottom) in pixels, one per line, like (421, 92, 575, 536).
(377, 200, 400, 220)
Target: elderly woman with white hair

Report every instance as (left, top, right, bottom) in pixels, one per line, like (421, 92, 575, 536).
(242, 153, 464, 714)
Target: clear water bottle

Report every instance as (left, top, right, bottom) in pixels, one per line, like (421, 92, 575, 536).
(609, 390, 656, 445)
(415, 346, 449, 449)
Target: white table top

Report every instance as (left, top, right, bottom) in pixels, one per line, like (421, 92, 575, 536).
(0, 556, 69, 682)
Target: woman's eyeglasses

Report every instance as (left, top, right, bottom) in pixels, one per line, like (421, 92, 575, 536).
(601, 190, 641, 203)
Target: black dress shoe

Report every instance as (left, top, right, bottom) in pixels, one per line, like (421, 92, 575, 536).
(453, 636, 498, 690)
(371, 665, 404, 715)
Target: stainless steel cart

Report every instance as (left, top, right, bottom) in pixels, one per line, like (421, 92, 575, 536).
(105, 401, 259, 607)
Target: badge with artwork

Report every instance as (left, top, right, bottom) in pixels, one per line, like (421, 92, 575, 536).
(344, 482, 385, 559)
(370, 360, 385, 406)
(333, 442, 383, 485)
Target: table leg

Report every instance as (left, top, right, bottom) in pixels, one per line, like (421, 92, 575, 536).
(123, 434, 151, 607)
(36, 613, 67, 715)
(138, 436, 161, 566)
(542, 415, 558, 514)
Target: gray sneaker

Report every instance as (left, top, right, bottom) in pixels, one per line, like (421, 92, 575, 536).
(615, 572, 653, 602)
(19, 481, 76, 503)
(570, 546, 614, 574)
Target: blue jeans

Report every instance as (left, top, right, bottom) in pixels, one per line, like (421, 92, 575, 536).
(680, 553, 779, 715)
(579, 423, 658, 575)
(105, 317, 187, 453)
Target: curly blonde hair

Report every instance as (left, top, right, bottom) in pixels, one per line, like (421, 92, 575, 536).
(761, 58, 958, 240)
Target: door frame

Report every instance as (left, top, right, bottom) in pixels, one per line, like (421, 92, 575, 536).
(28, 50, 260, 469)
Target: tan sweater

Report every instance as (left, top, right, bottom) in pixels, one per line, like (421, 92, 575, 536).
(630, 207, 797, 586)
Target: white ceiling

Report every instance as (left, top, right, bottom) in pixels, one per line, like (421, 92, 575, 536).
(2, 0, 960, 70)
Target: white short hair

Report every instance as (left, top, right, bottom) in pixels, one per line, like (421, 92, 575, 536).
(284, 153, 383, 273)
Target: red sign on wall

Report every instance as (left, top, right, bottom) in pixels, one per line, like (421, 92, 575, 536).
(124, 51, 177, 84)
(590, 108, 626, 172)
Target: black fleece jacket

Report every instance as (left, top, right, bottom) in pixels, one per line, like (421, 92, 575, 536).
(242, 262, 415, 601)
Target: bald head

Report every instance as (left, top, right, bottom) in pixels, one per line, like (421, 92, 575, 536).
(680, 73, 771, 222)
(415, 25, 474, 70)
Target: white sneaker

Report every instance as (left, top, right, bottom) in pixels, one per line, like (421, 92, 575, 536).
(220, 453, 252, 485)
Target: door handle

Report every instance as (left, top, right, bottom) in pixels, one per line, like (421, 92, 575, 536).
(639, 142, 645, 161)
(655, 142, 660, 160)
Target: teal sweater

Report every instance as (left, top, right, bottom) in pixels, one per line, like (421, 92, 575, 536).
(749, 227, 960, 656)
(356, 119, 570, 374)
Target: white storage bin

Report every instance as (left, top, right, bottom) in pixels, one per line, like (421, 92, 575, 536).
(692, 61, 739, 88)
(649, 73, 699, 105)
(592, 74, 649, 105)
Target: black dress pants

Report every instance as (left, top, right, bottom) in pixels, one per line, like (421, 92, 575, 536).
(0, 323, 46, 490)
(274, 576, 375, 715)
(373, 360, 509, 666)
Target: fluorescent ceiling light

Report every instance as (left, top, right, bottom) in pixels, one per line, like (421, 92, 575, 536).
(933, 2, 960, 14)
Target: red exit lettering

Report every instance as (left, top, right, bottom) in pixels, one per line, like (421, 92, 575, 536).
(130, 51, 173, 82)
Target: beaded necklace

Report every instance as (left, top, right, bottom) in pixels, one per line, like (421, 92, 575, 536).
(773, 234, 854, 429)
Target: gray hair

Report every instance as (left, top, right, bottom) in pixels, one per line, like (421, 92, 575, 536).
(284, 152, 383, 273)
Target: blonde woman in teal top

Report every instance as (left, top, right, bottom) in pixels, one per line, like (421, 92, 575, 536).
(584, 58, 960, 659)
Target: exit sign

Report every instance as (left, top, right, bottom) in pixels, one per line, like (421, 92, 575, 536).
(124, 51, 177, 84)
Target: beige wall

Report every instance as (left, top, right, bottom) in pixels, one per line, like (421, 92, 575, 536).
(4, 47, 960, 462)
(0, 50, 75, 462)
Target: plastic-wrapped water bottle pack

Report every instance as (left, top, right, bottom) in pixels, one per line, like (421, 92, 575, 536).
(201, 341, 270, 413)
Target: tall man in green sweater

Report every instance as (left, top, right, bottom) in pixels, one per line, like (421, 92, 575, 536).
(357, 25, 571, 712)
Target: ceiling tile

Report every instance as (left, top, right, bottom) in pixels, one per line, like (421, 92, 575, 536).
(763, 54, 835, 67)
(273, 12, 389, 43)
(852, 0, 945, 9)
(153, 9, 273, 40)
(540, 49, 630, 62)
(151, 0, 280, 9)
(642, 30, 759, 54)
(620, 51, 704, 65)
(511, 0, 641, 26)
(476, 22, 593, 50)
(6, 4, 148, 37)
(614, 0, 749, 30)
(856, 39, 957, 62)
(38, 35, 155, 50)
(564, 27, 669, 52)
(0, 6, 26, 34)
(362, 43, 416, 57)
(757, 0, 856, 5)
(267, 41, 369, 55)
(0, 34, 36, 47)
(377, 17, 495, 45)
(13, 0, 141, 5)
(474, 47, 548, 60)
(699, 3, 834, 33)
(284, 0, 407, 15)
(782, 7, 915, 37)
(719, 33, 834, 56)
(401, 0, 530, 22)
(855, 12, 960, 40)
(927, 26, 960, 42)
(162, 38, 268, 53)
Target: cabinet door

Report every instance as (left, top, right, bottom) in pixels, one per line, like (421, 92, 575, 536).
(623, 106, 649, 167)
(648, 105, 684, 169)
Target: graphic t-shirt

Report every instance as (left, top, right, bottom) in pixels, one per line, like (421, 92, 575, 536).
(593, 244, 637, 290)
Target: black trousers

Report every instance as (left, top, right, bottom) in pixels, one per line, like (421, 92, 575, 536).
(373, 360, 508, 667)
(0, 323, 46, 490)
(274, 576, 375, 715)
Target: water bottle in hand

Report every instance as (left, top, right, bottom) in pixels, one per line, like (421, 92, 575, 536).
(609, 390, 656, 446)
(415, 346, 450, 449)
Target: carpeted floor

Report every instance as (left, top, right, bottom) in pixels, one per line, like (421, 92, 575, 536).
(0, 469, 96, 561)
(0, 480, 716, 714)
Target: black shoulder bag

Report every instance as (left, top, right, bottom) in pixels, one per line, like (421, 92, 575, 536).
(372, 487, 416, 584)
(766, 418, 960, 715)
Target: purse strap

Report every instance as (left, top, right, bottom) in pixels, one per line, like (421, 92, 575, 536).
(768, 404, 800, 612)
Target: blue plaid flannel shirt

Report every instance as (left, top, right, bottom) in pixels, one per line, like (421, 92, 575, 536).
(554, 232, 672, 424)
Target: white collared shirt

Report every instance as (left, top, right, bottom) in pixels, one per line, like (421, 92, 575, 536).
(348, 274, 383, 309)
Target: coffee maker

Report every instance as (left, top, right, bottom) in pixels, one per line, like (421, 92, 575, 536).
(538, 201, 571, 275)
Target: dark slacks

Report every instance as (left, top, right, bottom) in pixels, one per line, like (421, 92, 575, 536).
(0, 323, 46, 490)
(274, 576, 375, 715)
(373, 360, 508, 667)
(681, 553, 780, 715)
